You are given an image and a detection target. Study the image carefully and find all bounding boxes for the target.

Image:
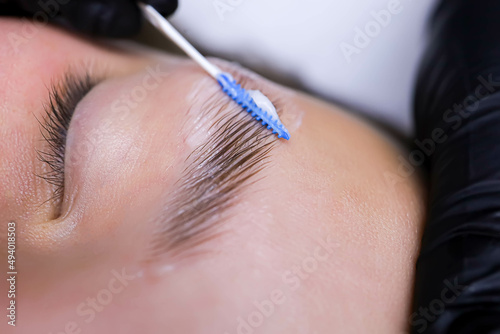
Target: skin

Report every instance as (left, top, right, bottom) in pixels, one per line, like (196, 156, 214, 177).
(0, 19, 424, 334)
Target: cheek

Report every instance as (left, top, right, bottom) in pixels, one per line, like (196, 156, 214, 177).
(0, 66, 70, 226)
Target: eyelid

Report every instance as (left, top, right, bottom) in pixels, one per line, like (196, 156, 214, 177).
(35, 70, 97, 217)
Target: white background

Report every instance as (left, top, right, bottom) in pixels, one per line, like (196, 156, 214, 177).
(170, 0, 437, 134)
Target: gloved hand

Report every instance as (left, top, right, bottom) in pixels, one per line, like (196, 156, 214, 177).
(1, 0, 178, 37)
(412, 0, 500, 333)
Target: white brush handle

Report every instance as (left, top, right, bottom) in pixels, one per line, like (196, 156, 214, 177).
(138, 3, 222, 79)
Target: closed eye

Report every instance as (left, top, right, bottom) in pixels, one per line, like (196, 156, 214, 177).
(35, 70, 97, 217)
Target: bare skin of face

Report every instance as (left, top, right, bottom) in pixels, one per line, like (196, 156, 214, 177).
(0, 19, 424, 334)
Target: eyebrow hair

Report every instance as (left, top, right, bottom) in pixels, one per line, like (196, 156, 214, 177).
(148, 80, 280, 260)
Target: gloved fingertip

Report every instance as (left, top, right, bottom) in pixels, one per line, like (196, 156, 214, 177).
(62, 0, 141, 37)
(102, 9, 142, 37)
(143, 0, 178, 17)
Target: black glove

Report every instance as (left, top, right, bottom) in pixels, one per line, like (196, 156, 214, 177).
(412, 0, 500, 333)
(1, 0, 178, 37)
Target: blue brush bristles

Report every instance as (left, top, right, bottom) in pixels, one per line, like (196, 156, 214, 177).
(138, 4, 290, 140)
(217, 73, 291, 140)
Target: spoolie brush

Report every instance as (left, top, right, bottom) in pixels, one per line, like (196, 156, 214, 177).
(138, 3, 290, 140)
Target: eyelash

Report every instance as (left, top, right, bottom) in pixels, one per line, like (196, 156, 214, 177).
(36, 72, 96, 206)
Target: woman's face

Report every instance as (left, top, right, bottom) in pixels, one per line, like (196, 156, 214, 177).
(0, 19, 424, 334)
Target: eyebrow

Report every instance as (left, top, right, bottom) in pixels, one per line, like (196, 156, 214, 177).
(148, 81, 280, 260)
